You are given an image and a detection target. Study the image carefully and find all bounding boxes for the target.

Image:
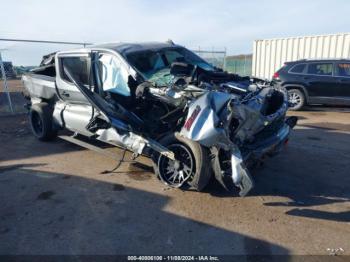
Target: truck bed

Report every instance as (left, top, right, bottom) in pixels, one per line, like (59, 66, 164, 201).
(22, 73, 56, 100)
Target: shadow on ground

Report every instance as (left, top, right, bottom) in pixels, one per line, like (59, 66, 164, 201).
(0, 92, 27, 114)
(0, 163, 289, 256)
(0, 114, 87, 162)
(301, 105, 350, 113)
(205, 125, 350, 223)
(298, 122, 350, 132)
(1, 113, 350, 228)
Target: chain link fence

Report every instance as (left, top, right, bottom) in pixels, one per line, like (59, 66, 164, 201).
(192, 49, 253, 76)
(224, 54, 252, 76)
(192, 48, 227, 69)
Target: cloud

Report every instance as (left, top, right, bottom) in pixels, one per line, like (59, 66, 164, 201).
(0, 0, 349, 65)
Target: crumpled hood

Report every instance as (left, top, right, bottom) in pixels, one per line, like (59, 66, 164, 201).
(180, 87, 288, 148)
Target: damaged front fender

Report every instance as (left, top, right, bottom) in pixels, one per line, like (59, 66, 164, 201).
(180, 91, 234, 150)
(211, 146, 254, 197)
(230, 147, 254, 196)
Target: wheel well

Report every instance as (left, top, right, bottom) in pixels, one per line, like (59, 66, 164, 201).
(284, 85, 308, 103)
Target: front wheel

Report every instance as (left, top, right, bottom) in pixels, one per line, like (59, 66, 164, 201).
(152, 133, 212, 191)
(288, 89, 305, 111)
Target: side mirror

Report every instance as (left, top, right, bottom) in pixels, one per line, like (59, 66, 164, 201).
(170, 62, 194, 77)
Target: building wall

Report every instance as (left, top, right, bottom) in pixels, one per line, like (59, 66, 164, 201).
(252, 33, 350, 80)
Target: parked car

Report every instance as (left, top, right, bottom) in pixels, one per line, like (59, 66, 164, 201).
(22, 42, 297, 196)
(272, 59, 350, 110)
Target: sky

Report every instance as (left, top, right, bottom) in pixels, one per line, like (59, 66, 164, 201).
(0, 0, 349, 65)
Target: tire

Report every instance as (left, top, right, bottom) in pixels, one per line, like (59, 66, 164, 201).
(29, 102, 57, 141)
(152, 133, 212, 191)
(288, 89, 305, 111)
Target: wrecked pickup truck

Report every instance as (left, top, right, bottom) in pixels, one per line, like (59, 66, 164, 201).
(22, 42, 297, 196)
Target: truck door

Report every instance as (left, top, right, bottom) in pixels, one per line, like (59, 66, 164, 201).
(55, 52, 95, 136)
(59, 51, 174, 160)
(59, 50, 144, 134)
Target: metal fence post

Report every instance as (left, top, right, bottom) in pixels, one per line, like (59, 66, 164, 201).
(223, 47, 227, 71)
(243, 55, 247, 75)
(0, 51, 14, 113)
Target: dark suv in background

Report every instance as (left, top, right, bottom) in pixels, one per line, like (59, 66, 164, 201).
(272, 59, 350, 110)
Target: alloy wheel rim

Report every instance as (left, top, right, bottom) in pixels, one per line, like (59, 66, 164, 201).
(288, 92, 302, 107)
(158, 143, 194, 187)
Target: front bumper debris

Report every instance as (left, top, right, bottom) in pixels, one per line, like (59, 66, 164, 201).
(212, 116, 297, 197)
(231, 149, 254, 197)
(242, 117, 297, 161)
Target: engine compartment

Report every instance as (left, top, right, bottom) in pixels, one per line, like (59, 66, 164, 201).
(134, 63, 288, 144)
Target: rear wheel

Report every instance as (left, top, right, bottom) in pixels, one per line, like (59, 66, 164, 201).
(153, 133, 212, 191)
(288, 89, 305, 111)
(29, 102, 57, 141)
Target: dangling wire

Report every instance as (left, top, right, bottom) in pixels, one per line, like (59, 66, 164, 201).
(100, 148, 127, 175)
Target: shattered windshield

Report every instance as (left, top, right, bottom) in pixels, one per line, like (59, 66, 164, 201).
(125, 47, 214, 85)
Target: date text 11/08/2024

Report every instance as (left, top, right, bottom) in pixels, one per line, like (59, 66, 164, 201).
(127, 256, 220, 261)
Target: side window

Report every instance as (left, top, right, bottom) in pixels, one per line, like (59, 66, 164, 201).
(307, 63, 333, 76)
(98, 54, 130, 97)
(61, 56, 90, 85)
(335, 63, 350, 77)
(290, 63, 306, 74)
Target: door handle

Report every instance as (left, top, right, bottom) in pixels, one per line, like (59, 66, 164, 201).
(61, 91, 70, 97)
